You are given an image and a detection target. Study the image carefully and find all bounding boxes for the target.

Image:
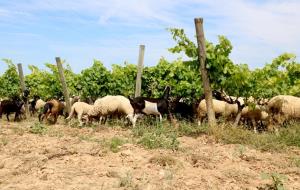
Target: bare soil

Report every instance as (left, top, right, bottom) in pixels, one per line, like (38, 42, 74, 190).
(0, 119, 300, 190)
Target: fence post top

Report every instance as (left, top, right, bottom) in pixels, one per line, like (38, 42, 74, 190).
(194, 18, 203, 23)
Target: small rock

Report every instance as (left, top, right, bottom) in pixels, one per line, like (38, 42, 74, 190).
(121, 150, 133, 157)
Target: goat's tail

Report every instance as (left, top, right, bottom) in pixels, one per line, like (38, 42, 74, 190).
(163, 86, 171, 99)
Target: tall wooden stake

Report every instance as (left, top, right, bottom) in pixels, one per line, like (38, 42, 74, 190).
(135, 45, 145, 97)
(194, 18, 216, 126)
(55, 57, 71, 114)
(17, 63, 29, 117)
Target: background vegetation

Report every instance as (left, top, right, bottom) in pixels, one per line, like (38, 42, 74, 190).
(1, 28, 299, 102)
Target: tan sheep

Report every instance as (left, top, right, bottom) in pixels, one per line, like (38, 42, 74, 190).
(66, 102, 93, 126)
(88, 95, 136, 127)
(241, 105, 269, 133)
(197, 99, 238, 125)
(267, 95, 300, 128)
(35, 99, 46, 111)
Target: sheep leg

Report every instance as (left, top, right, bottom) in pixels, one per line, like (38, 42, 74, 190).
(6, 113, 10, 121)
(102, 116, 107, 124)
(14, 112, 19, 122)
(83, 114, 89, 125)
(44, 112, 50, 122)
(98, 116, 102, 124)
(38, 113, 43, 122)
(159, 114, 162, 122)
(251, 118, 257, 133)
(197, 116, 205, 126)
(53, 113, 58, 124)
(78, 112, 83, 126)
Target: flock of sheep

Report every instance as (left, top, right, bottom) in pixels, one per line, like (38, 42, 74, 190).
(0, 87, 299, 133)
(32, 87, 171, 127)
(198, 92, 300, 132)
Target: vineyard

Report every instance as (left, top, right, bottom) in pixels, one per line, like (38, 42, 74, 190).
(0, 28, 300, 189)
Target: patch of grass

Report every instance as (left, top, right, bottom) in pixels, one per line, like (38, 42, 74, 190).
(118, 171, 137, 189)
(290, 156, 300, 168)
(11, 127, 25, 136)
(132, 123, 179, 150)
(106, 118, 124, 128)
(78, 135, 93, 142)
(68, 119, 82, 128)
(259, 172, 287, 190)
(68, 119, 94, 129)
(29, 122, 48, 135)
(47, 128, 64, 138)
(207, 124, 288, 152)
(109, 137, 126, 153)
(0, 137, 8, 146)
(178, 122, 209, 137)
(233, 144, 246, 158)
(149, 155, 176, 167)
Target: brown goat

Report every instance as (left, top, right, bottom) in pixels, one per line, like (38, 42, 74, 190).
(38, 99, 65, 124)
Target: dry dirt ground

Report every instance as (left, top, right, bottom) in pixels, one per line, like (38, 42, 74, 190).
(0, 119, 300, 190)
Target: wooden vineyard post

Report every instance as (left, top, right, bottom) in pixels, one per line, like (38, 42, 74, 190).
(194, 18, 216, 127)
(17, 63, 29, 117)
(55, 57, 71, 114)
(135, 45, 145, 97)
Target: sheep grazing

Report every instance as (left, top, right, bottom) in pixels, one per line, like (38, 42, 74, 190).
(240, 105, 269, 133)
(88, 95, 136, 127)
(267, 95, 300, 127)
(66, 102, 93, 126)
(129, 86, 171, 122)
(39, 99, 65, 124)
(197, 99, 238, 125)
(0, 97, 24, 121)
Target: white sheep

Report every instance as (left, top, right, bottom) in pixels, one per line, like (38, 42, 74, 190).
(267, 95, 300, 127)
(35, 99, 46, 111)
(88, 95, 137, 127)
(197, 99, 238, 125)
(66, 101, 93, 126)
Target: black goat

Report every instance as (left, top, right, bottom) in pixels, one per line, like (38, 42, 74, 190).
(169, 97, 201, 122)
(29, 95, 40, 116)
(0, 97, 24, 121)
